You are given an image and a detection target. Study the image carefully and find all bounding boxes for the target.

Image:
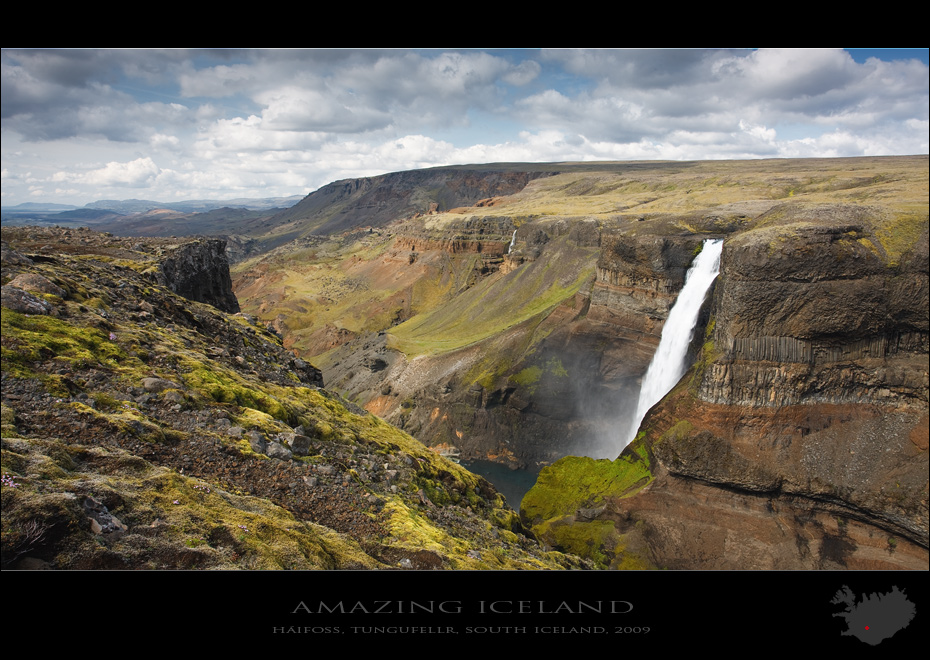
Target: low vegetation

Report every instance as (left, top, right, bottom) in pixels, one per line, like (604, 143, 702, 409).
(519, 442, 654, 569)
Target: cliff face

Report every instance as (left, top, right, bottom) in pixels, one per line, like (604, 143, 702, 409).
(705, 212, 928, 408)
(156, 239, 241, 314)
(264, 166, 555, 239)
(583, 231, 710, 406)
(522, 205, 929, 569)
(312, 216, 616, 467)
(392, 215, 517, 257)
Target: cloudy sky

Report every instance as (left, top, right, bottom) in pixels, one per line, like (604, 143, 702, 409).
(2, 48, 928, 207)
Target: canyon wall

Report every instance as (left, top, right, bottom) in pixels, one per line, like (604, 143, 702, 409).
(522, 205, 929, 569)
(316, 217, 609, 468)
(157, 238, 241, 314)
(316, 217, 721, 468)
(264, 167, 556, 239)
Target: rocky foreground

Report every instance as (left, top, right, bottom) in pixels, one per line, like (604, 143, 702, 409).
(1, 226, 587, 570)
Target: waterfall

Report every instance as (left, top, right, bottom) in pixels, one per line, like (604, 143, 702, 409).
(621, 238, 723, 449)
(507, 230, 517, 254)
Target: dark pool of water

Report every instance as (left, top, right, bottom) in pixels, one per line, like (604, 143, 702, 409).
(461, 459, 541, 510)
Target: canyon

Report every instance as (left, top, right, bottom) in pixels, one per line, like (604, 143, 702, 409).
(2, 156, 927, 570)
(231, 157, 928, 570)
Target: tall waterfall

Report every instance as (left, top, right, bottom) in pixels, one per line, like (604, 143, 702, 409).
(621, 238, 723, 450)
(508, 229, 517, 254)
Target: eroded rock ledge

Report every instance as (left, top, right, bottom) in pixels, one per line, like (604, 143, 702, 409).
(1, 226, 241, 314)
(155, 238, 241, 314)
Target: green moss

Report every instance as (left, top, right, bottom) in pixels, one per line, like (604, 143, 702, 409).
(704, 315, 715, 340)
(547, 358, 569, 378)
(68, 401, 167, 444)
(511, 365, 542, 387)
(181, 361, 293, 424)
(1, 310, 125, 371)
(389, 258, 595, 358)
(234, 407, 288, 435)
(521, 453, 653, 525)
(381, 499, 457, 555)
(378, 496, 560, 570)
(661, 420, 695, 444)
(532, 517, 623, 568)
(313, 420, 337, 442)
(688, 330, 718, 395)
(91, 392, 124, 413)
(416, 478, 452, 507)
(83, 296, 110, 310)
(1, 405, 17, 437)
(519, 449, 657, 568)
(507, 358, 568, 395)
(875, 212, 928, 267)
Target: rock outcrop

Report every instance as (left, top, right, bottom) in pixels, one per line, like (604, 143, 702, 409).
(1, 227, 242, 314)
(156, 238, 241, 314)
(705, 213, 928, 409)
(393, 215, 517, 258)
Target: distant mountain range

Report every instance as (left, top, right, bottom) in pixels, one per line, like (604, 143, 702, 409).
(1, 202, 81, 212)
(82, 196, 306, 214)
(1, 195, 305, 227)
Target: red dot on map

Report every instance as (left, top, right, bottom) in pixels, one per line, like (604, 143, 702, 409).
(865, 626, 870, 630)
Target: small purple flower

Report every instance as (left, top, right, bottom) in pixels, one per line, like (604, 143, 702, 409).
(109, 332, 117, 341)
(173, 499, 181, 505)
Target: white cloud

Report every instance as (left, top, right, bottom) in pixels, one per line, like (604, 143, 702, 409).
(178, 62, 261, 99)
(738, 120, 777, 143)
(55, 157, 162, 187)
(714, 48, 858, 100)
(502, 59, 541, 86)
(150, 133, 181, 149)
(257, 87, 392, 133)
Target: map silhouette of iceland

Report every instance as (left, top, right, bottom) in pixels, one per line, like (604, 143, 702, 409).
(831, 585, 916, 646)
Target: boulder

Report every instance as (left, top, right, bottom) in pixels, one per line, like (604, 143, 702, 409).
(1, 286, 53, 315)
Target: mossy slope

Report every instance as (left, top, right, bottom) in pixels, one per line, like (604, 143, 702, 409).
(1, 228, 584, 570)
(520, 442, 655, 569)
